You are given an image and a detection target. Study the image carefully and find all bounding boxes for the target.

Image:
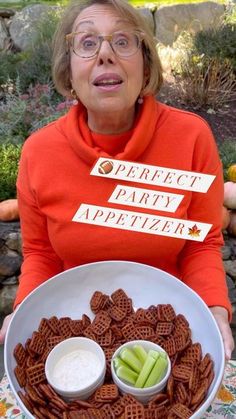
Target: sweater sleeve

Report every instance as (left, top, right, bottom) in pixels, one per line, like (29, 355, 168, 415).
(14, 145, 63, 308)
(178, 122, 231, 319)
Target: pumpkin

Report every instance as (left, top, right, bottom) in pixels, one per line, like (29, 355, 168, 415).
(227, 164, 236, 182)
(227, 210, 236, 236)
(223, 181, 236, 209)
(222, 206, 230, 230)
(0, 199, 19, 221)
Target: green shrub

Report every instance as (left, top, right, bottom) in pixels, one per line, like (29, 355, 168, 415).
(218, 140, 236, 181)
(0, 80, 71, 145)
(0, 144, 22, 201)
(194, 24, 236, 73)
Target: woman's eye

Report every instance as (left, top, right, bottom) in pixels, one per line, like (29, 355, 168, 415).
(82, 38, 97, 49)
(115, 37, 129, 47)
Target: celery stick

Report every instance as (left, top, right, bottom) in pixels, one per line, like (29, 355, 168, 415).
(144, 356, 168, 388)
(116, 365, 138, 385)
(148, 350, 160, 360)
(120, 348, 142, 373)
(135, 352, 156, 388)
(113, 356, 130, 370)
(133, 345, 148, 365)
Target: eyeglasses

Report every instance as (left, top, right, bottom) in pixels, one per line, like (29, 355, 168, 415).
(66, 30, 143, 58)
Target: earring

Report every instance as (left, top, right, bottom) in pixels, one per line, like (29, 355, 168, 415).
(137, 96, 143, 105)
(70, 88, 78, 105)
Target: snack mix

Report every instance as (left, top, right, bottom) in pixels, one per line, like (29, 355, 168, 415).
(13, 289, 214, 418)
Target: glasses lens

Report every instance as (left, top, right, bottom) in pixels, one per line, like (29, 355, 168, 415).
(73, 32, 99, 57)
(112, 32, 140, 57)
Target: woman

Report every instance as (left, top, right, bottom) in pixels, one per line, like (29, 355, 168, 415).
(0, 0, 234, 358)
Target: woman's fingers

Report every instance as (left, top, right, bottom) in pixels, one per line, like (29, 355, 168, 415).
(210, 306, 235, 360)
(0, 313, 13, 344)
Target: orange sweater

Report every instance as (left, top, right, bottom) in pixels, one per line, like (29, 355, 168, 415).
(15, 96, 231, 316)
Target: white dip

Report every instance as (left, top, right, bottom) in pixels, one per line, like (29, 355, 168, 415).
(52, 349, 102, 391)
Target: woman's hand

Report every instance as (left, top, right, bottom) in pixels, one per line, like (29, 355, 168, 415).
(0, 313, 14, 344)
(210, 306, 235, 360)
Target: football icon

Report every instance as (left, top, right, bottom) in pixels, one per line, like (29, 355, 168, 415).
(98, 160, 114, 175)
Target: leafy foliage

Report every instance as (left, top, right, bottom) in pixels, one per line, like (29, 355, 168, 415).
(218, 140, 236, 181)
(0, 144, 22, 200)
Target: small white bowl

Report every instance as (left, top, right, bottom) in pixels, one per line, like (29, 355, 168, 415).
(45, 337, 106, 400)
(111, 340, 171, 404)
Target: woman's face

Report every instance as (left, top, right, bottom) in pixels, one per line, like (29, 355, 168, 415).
(70, 4, 144, 130)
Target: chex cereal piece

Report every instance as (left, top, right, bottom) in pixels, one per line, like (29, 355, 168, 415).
(151, 334, 165, 347)
(117, 297, 133, 315)
(100, 404, 115, 418)
(18, 391, 34, 413)
(69, 320, 83, 336)
(83, 324, 97, 340)
(90, 291, 106, 314)
(124, 404, 145, 419)
(109, 304, 127, 321)
(174, 332, 191, 352)
(69, 411, 89, 419)
(156, 305, 167, 322)
(172, 364, 192, 382)
(199, 354, 214, 378)
(145, 307, 158, 325)
(122, 393, 142, 406)
(94, 384, 119, 402)
(174, 313, 189, 329)
(33, 406, 47, 419)
(189, 365, 200, 393)
(48, 316, 59, 334)
(162, 337, 177, 357)
(38, 318, 55, 338)
(14, 342, 26, 366)
(136, 326, 155, 339)
(26, 355, 36, 368)
(169, 402, 193, 419)
(50, 395, 68, 411)
(82, 314, 91, 329)
(156, 321, 173, 336)
(148, 393, 169, 408)
(161, 304, 176, 322)
(111, 288, 129, 303)
(38, 383, 59, 400)
(174, 382, 188, 404)
(25, 338, 37, 358)
(190, 379, 208, 408)
(14, 365, 26, 388)
(122, 322, 142, 340)
(134, 308, 147, 323)
(29, 331, 46, 355)
(26, 363, 46, 385)
(207, 367, 215, 388)
(57, 317, 73, 338)
(112, 396, 125, 416)
(144, 405, 168, 418)
(167, 374, 174, 402)
(182, 343, 202, 364)
(96, 329, 113, 347)
(111, 324, 123, 340)
(47, 336, 64, 352)
(92, 311, 111, 336)
(25, 383, 47, 407)
(86, 407, 104, 418)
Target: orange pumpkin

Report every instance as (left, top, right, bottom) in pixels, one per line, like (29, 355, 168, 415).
(228, 164, 236, 182)
(0, 199, 19, 221)
(222, 206, 230, 230)
(227, 210, 236, 236)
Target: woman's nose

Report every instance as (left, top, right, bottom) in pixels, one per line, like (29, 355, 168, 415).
(96, 39, 116, 64)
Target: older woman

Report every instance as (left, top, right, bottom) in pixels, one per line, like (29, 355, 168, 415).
(0, 0, 234, 359)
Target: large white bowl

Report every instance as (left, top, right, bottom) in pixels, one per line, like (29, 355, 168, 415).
(4, 260, 224, 419)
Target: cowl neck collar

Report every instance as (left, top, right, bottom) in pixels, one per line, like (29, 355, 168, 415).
(58, 95, 161, 165)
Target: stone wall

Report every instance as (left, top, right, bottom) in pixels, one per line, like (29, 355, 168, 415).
(0, 2, 225, 51)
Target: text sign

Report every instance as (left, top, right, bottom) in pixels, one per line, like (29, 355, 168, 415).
(73, 204, 212, 242)
(91, 158, 215, 193)
(108, 185, 184, 212)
